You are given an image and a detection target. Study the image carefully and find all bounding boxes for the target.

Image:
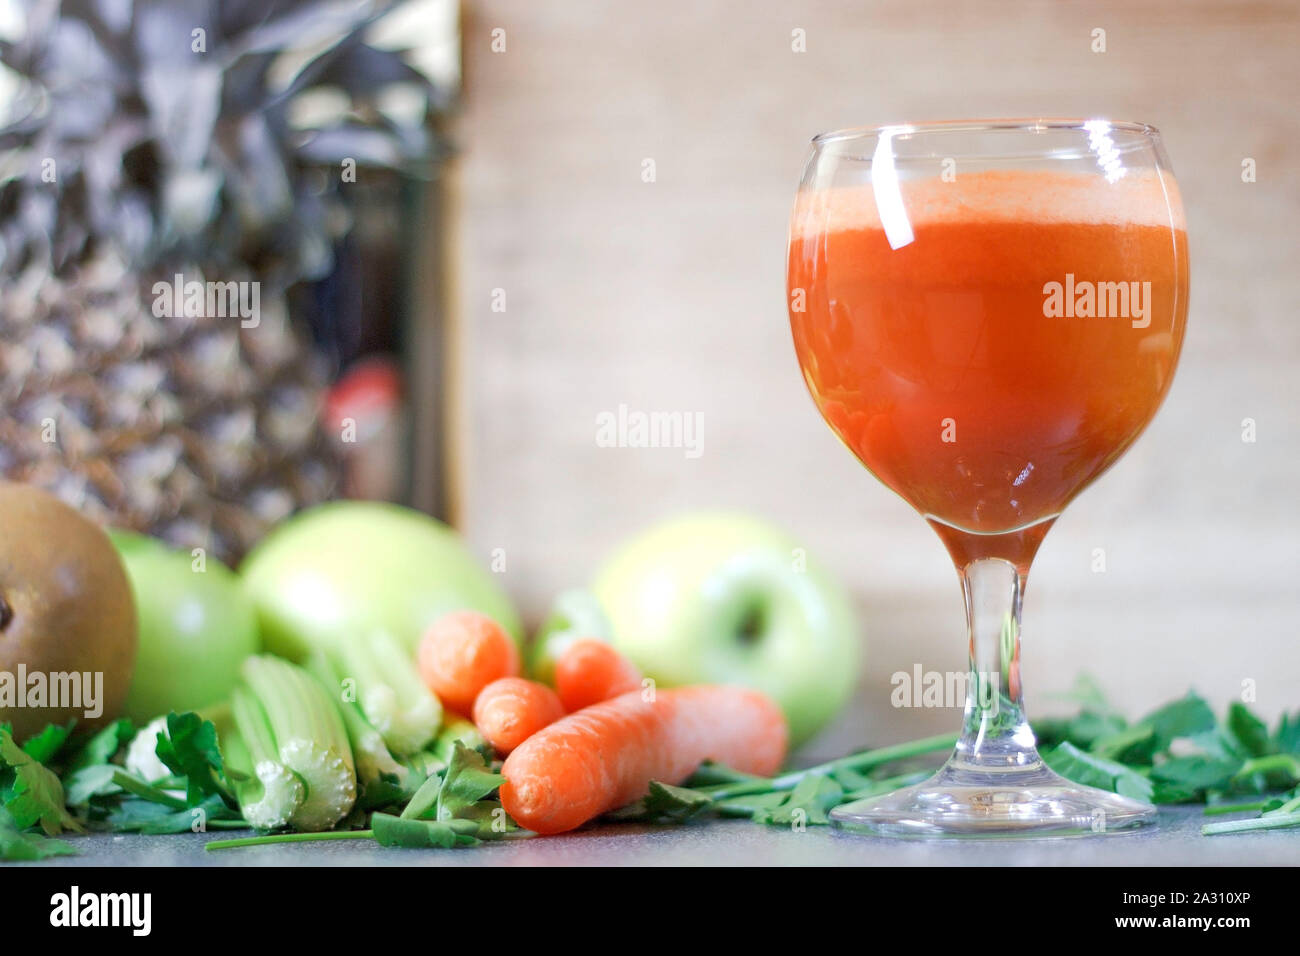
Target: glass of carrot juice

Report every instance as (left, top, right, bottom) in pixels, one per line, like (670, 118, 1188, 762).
(787, 120, 1188, 836)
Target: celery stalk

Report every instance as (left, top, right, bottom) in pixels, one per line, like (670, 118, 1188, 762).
(330, 631, 442, 756)
(228, 687, 304, 830)
(306, 652, 410, 788)
(234, 655, 357, 832)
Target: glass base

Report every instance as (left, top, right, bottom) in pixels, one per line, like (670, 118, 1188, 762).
(831, 759, 1157, 839)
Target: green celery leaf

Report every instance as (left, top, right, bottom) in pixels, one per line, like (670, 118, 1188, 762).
(400, 771, 443, 820)
(453, 800, 517, 838)
(714, 791, 789, 818)
(830, 766, 875, 791)
(21, 723, 74, 764)
(0, 729, 82, 835)
(372, 812, 479, 848)
(1043, 741, 1155, 803)
(1226, 703, 1272, 759)
(1089, 724, 1158, 764)
(1136, 693, 1217, 752)
(0, 808, 77, 861)
(1150, 781, 1200, 804)
(1064, 711, 1131, 750)
(607, 781, 713, 823)
(1150, 756, 1243, 793)
(63, 764, 121, 806)
(156, 712, 230, 805)
(436, 742, 503, 821)
(66, 719, 134, 773)
(1274, 711, 1300, 755)
(107, 792, 242, 834)
(357, 773, 409, 813)
(755, 774, 844, 827)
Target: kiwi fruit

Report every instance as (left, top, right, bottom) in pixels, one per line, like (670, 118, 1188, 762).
(0, 482, 136, 741)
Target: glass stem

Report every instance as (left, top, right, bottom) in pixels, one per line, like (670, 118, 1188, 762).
(952, 557, 1040, 771)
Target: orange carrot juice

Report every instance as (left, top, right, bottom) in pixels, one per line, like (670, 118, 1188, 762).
(788, 170, 1188, 566)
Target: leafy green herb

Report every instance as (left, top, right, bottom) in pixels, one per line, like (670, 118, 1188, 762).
(607, 781, 713, 823)
(62, 764, 120, 807)
(1043, 742, 1155, 803)
(1225, 703, 1272, 759)
(399, 771, 443, 821)
(1274, 711, 1300, 754)
(753, 774, 844, 827)
(110, 793, 245, 834)
(155, 712, 231, 805)
(436, 742, 503, 822)
(0, 807, 76, 861)
(713, 791, 790, 818)
(0, 728, 81, 835)
(1150, 756, 1243, 794)
(372, 812, 479, 848)
(1138, 693, 1217, 752)
(21, 723, 74, 763)
(66, 719, 134, 773)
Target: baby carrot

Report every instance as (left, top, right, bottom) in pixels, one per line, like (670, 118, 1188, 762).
(417, 611, 520, 715)
(553, 638, 642, 712)
(500, 685, 788, 834)
(473, 677, 567, 755)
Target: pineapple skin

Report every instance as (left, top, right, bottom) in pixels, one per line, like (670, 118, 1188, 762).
(0, 248, 337, 563)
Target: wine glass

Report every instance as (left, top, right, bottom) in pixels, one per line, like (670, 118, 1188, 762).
(787, 119, 1188, 836)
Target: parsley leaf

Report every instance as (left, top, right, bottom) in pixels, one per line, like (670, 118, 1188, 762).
(63, 764, 121, 807)
(0, 728, 81, 835)
(607, 781, 713, 823)
(1136, 692, 1217, 751)
(1226, 703, 1273, 759)
(1274, 711, 1300, 755)
(0, 807, 76, 860)
(1150, 756, 1243, 794)
(399, 771, 443, 820)
(21, 722, 74, 764)
(155, 712, 230, 805)
(436, 742, 503, 822)
(66, 718, 134, 773)
(1043, 741, 1155, 803)
(754, 774, 844, 827)
(372, 812, 480, 848)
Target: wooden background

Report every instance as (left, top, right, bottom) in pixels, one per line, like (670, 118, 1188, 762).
(446, 0, 1300, 753)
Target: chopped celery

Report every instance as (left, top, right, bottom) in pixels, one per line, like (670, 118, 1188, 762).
(230, 655, 357, 832)
(306, 652, 410, 789)
(329, 631, 442, 756)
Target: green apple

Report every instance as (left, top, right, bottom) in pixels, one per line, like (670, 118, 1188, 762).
(110, 531, 259, 722)
(239, 501, 521, 660)
(592, 513, 860, 745)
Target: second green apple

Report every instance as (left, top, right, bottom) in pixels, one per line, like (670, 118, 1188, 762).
(111, 530, 260, 722)
(590, 512, 860, 745)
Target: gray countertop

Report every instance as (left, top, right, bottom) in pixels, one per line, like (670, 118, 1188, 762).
(19, 806, 1298, 867)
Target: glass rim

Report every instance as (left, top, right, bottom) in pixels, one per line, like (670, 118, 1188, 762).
(811, 117, 1161, 146)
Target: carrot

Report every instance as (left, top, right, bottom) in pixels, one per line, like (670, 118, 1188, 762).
(473, 677, 567, 755)
(553, 638, 642, 712)
(417, 611, 520, 715)
(500, 685, 787, 834)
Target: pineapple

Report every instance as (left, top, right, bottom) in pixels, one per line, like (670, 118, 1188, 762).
(0, 1, 444, 562)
